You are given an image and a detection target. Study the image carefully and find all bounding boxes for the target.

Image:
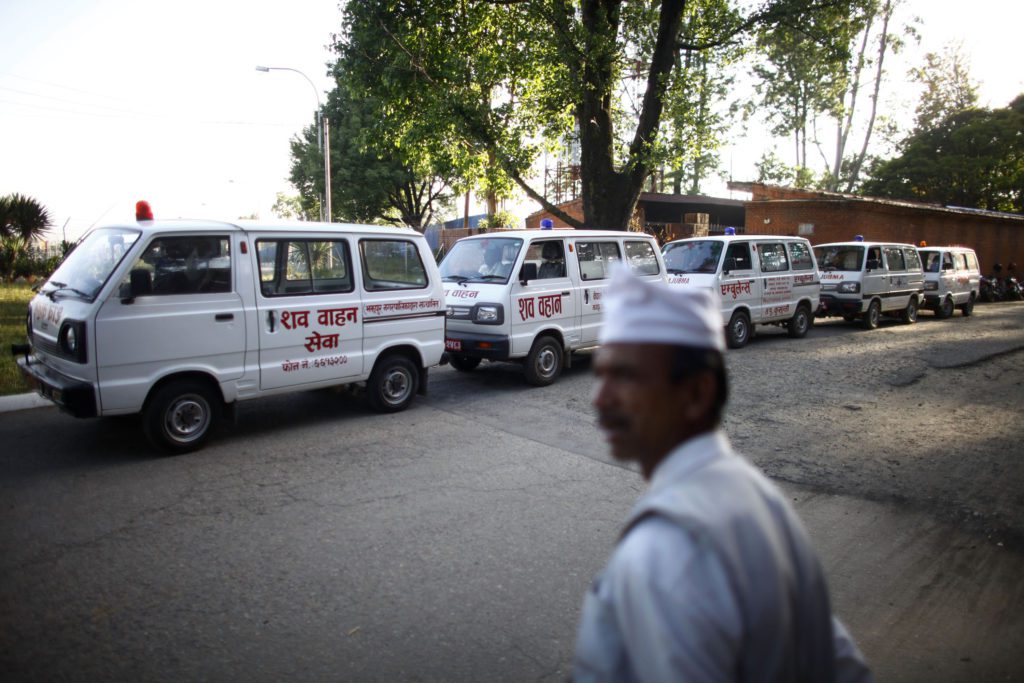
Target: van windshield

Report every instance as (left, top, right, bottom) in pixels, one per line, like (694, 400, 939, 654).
(920, 250, 941, 273)
(41, 227, 141, 301)
(814, 245, 864, 272)
(439, 237, 523, 284)
(662, 240, 722, 274)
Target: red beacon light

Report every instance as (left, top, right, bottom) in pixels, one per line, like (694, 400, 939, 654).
(919, 240, 927, 247)
(135, 200, 154, 221)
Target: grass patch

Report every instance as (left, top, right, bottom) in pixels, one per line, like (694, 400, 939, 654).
(1, 284, 34, 396)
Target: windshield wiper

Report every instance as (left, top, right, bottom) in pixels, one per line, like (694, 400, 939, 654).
(465, 274, 506, 283)
(443, 275, 469, 283)
(46, 282, 92, 300)
(667, 268, 696, 275)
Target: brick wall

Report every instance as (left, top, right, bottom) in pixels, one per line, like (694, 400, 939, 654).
(742, 196, 1024, 273)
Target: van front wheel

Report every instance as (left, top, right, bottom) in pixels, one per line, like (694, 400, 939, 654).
(143, 379, 221, 454)
(367, 355, 419, 413)
(726, 311, 752, 349)
(525, 336, 563, 387)
(787, 305, 812, 339)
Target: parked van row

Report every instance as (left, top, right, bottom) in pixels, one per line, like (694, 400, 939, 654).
(13, 217, 981, 453)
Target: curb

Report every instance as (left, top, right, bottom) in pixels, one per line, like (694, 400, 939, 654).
(0, 392, 52, 414)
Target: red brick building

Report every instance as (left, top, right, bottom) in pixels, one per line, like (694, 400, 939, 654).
(731, 182, 1024, 273)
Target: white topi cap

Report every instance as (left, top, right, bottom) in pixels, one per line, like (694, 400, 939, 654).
(599, 264, 726, 352)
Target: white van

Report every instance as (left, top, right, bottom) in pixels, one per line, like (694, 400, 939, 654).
(918, 245, 980, 317)
(661, 234, 821, 349)
(439, 229, 665, 385)
(14, 219, 446, 452)
(813, 239, 925, 329)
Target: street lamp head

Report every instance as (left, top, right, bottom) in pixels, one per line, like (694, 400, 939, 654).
(255, 65, 270, 72)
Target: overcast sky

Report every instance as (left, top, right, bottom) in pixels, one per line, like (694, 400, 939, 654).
(1, 0, 1021, 242)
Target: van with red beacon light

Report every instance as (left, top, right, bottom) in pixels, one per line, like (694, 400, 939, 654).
(661, 230, 821, 349)
(813, 237, 925, 329)
(13, 204, 446, 452)
(439, 227, 665, 385)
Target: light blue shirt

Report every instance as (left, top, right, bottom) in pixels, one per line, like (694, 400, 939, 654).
(573, 431, 873, 682)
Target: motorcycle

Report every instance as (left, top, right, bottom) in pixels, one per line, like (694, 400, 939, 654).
(1004, 275, 1023, 301)
(979, 274, 1004, 302)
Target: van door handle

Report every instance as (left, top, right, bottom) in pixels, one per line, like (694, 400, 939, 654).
(560, 291, 571, 296)
(215, 313, 234, 322)
(267, 310, 276, 332)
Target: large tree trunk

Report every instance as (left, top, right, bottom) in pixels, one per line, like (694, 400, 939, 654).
(575, 0, 686, 229)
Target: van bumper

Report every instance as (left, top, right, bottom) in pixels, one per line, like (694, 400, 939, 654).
(14, 352, 98, 418)
(444, 331, 511, 361)
(816, 295, 862, 318)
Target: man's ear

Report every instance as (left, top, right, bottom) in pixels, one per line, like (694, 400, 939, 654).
(678, 371, 717, 423)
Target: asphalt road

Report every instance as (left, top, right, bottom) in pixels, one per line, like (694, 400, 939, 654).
(1, 303, 1023, 682)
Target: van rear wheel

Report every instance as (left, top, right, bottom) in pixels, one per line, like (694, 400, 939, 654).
(367, 355, 418, 413)
(787, 305, 812, 339)
(861, 300, 881, 330)
(726, 310, 752, 349)
(525, 335, 563, 387)
(937, 295, 955, 319)
(901, 297, 919, 324)
(143, 379, 221, 454)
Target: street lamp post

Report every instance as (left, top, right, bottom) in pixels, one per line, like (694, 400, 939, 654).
(256, 65, 332, 222)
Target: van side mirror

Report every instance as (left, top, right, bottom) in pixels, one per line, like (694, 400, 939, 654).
(865, 258, 880, 271)
(121, 268, 152, 303)
(519, 262, 537, 284)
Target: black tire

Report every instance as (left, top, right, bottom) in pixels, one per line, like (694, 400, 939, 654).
(143, 379, 221, 454)
(726, 310, 752, 349)
(960, 295, 975, 317)
(937, 295, 954, 319)
(787, 305, 812, 339)
(448, 354, 481, 372)
(366, 355, 419, 413)
(861, 300, 881, 330)
(901, 297, 918, 324)
(524, 335, 563, 387)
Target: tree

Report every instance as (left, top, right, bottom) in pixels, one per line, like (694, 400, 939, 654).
(336, 0, 852, 230)
(862, 95, 1024, 213)
(290, 69, 457, 231)
(0, 193, 53, 280)
(754, 0, 913, 193)
(271, 192, 311, 221)
(909, 42, 979, 134)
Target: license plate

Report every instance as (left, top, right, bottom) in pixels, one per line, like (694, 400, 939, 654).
(445, 338, 462, 352)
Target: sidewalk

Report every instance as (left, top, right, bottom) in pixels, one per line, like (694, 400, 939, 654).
(0, 392, 51, 413)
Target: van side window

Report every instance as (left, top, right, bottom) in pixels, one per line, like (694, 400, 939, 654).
(525, 240, 567, 279)
(128, 236, 231, 296)
(723, 242, 752, 271)
(256, 239, 353, 296)
(884, 246, 906, 271)
(942, 253, 954, 270)
(904, 248, 921, 271)
(360, 239, 428, 291)
(966, 252, 979, 271)
(759, 243, 790, 272)
(576, 241, 621, 280)
(955, 253, 968, 271)
(866, 247, 883, 270)
(786, 241, 814, 271)
(624, 240, 660, 275)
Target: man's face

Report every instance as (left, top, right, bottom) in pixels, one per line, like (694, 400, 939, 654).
(593, 343, 696, 476)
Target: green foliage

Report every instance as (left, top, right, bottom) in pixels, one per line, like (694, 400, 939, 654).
(478, 210, 520, 230)
(0, 194, 53, 281)
(862, 95, 1024, 213)
(1, 283, 34, 395)
(909, 43, 979, 134)
(332, 1, 856, 230)
(271, 192, 313, 221)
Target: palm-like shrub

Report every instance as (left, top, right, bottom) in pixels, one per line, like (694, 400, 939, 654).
(0, 194, 53, 281)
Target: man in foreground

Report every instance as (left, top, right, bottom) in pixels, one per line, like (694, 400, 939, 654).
(573, 266, 873, 682)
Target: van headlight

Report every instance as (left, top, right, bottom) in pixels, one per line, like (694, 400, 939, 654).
(473, 304, 504, 325)
(837, 282, 861, 294)
(58, 320, 87, 363)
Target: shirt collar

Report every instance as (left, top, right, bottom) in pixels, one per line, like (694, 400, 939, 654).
(646, 429, 732, 497)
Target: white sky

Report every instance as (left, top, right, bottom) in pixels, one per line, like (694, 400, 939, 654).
(1, 0, 1021, 242)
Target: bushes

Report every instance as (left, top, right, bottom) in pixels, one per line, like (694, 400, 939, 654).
(0, 243, 65, 283)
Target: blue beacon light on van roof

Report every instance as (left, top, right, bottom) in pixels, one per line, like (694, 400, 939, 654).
(540, 218, 553, 230)
(854, 234, 864, 241)
(724, 227, 736, 235)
